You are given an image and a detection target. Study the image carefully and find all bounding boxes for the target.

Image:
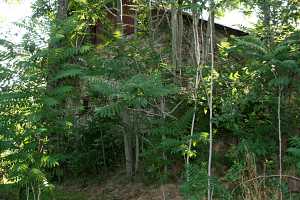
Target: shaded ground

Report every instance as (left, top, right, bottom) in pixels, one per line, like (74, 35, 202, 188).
(0, 171, 183, 200)
(59, 172, 183, 200)
(81, 183, 182, 200)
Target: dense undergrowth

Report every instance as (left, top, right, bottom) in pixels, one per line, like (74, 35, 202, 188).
(1, 0, 300, 199)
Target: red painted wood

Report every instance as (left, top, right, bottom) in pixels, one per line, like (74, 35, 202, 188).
(122, 0, 135, 35)
(91, 0, 135, 44)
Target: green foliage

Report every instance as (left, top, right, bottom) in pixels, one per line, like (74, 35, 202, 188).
(287, 136, 300, 171)
(0, 184, 87, 200)
(219, 30, 300, 160)
(181, 164, 231, 200)
(0, 184, 19, 200)
(2, 0, 300, 199)
(142, 111, 193, 181)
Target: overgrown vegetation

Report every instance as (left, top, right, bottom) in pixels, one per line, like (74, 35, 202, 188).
(1, 0, 300, 199)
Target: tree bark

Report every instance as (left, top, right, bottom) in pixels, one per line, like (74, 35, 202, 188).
(47, 0, 68, 91)
(100, 130, 107, 171)
(177, 5, 183, 76)
(207, 1, 215, 200)
(171, 1, 183, 78)
(124, 130, 133, 178)
(118, 0, 134, 179)
(135, 133, 139, 174)
(186, 3, 201, 167)
(278, 86, 283, 200)
(171, 3, 178, 78)
(57, 0, 68, 20)
(261, 1, 273, 46)
(161, 97, 168, 175)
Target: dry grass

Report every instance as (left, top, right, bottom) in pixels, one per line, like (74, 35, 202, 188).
(231, 153, 280, 200)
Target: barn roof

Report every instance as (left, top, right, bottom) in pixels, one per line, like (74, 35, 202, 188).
(180, 10, 248, 36)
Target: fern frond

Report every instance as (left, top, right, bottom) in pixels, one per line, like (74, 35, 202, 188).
(231, 36, 268, 59)
(89, 80, 119, 97)
(53, 67, 83, 80)
(51, 85, 74, 96)
(40, 155, 59, 168)
(95, 102, 124, 118)
(42, 96, 59, 106)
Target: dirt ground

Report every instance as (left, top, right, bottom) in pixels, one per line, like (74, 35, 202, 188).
(58, 172, 184, 200)
(85, 182, 183, 200)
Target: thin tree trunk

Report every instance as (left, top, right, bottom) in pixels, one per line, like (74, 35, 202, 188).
(187, 104, 197, 167)
(31, 184, 36, 200)
(186, 6, 201, 167)
(205, 4, 215, 64)
(161, 97, 168, 174)
(124, 131, 133, 177)
(149, 0, 154, 41)
(26, 184, 29, 200)
(261, 2, 272, 46)
(171, 1, 183, 78)
(37, 186, 41, 200)
(134, 7, 140, 175)
(208, 1, 215, 200)
(135, 133, 139, 174)
(278, 86, 282, 200)
(171, 3, 178, 79)
(118, 0, 134, 179)
(57, 0, 68, 20)
(177, 7, 183, 77)
(118, 0, 124, 35)
(100, 130, 107, 171)
(121, 104, 134, 178)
